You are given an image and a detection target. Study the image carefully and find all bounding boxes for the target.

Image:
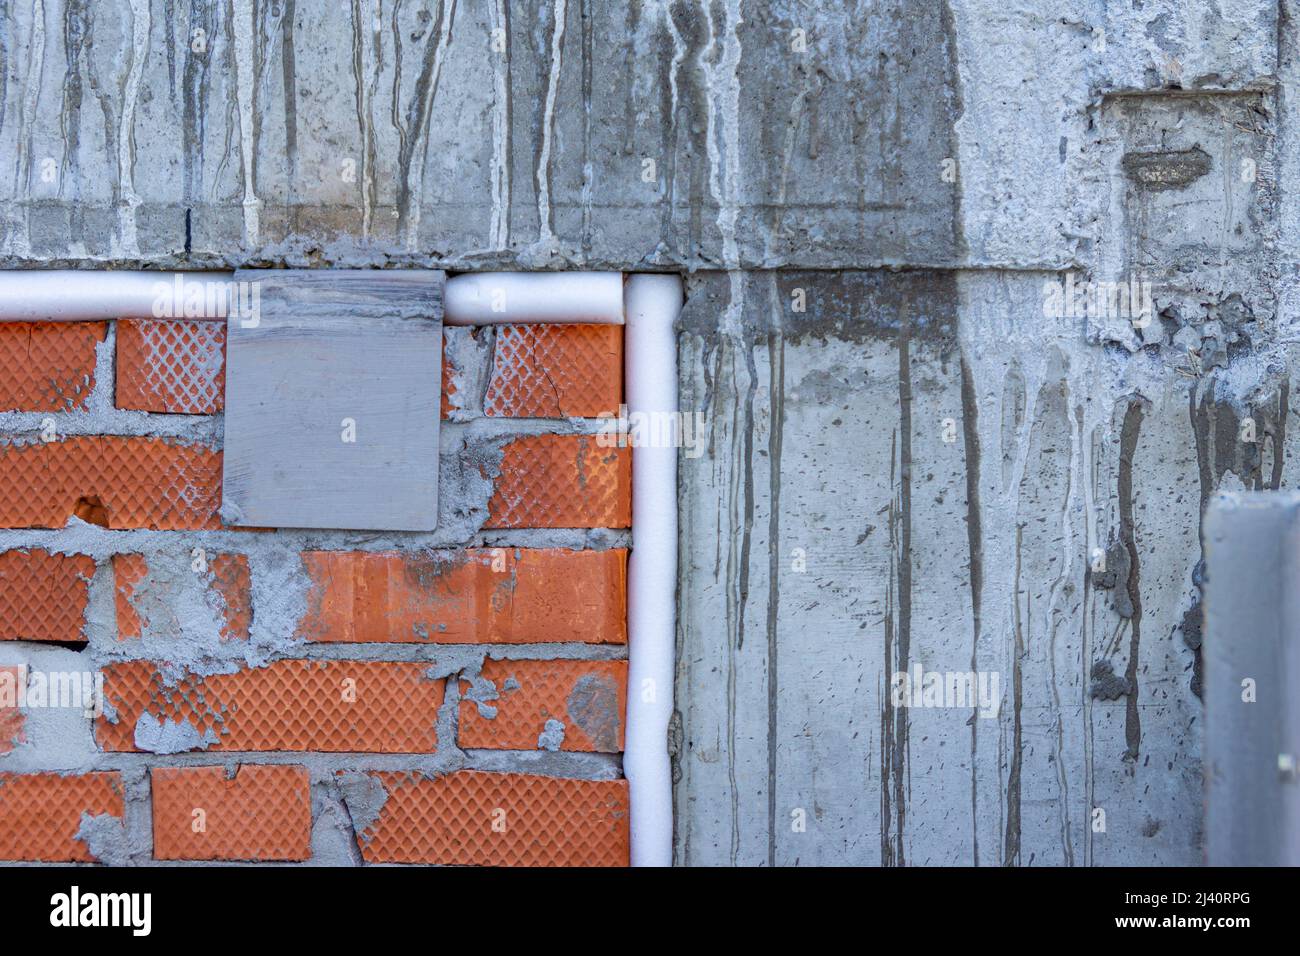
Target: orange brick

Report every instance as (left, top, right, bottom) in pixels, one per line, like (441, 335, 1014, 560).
(152, 765, 310, 861)
(112, 552, 250, 641)
(484, 325, 622, 417)
(0, 666, 24, 752)
(112, 553, 148, 640)
(486, 435, 630, 529)
(0, 771, 123, 862)
(354, 771, 628, 866)
(459, 659, 626, 752)
(0, 322, 105, 411)
(299, 548, 626, 644)
(98, 660, 442, 753)
(116, 319, 226, 413)
(441, 330, 459, 419)
(210, 554, 252, 641)
(0, 549, 94, 643)
(0, 436, 222, 529)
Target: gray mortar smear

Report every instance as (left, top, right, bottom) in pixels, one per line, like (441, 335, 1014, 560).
(309, 781, 366, 866)
(442, 326, 496, 423)
(75, 811, 131, 866)
(462, 676, 500, 720)
(133, 714, 217, 754)
(335, 770, 390, 842)
(537, 719, 566, 751)
(566, 674, 620, 752)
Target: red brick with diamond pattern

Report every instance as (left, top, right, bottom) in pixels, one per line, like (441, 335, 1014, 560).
(97, 660, 443, 753)
(152, 765, 311, 861)
(112, 553, 148, 641)
(353, 771, 629, 866)
(0, 666, 24, 753)
(0, 312, 632, 868)
(486, 435, 630, 529)
(459, 659, 626, 752)
(210, 554, 252, 641)
(116, 319, 226, 414)
(484, 325, 622, 417)
(112, 552, 250, 641)
(0, 772, 123, 861)
(0, 436, 222, 530)
(0, 322, 105, 411)
(0, 549, 95, 643)
(299, 548, 626, 644)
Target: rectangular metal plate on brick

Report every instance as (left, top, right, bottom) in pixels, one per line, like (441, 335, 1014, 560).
(221, 270, 444, 531)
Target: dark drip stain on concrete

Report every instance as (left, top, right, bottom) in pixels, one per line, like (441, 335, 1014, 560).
(884, 299, 914, 867)
(1119, 400, 1145, 762)
(765, 289, 786, 868)
(959, 354, 982, 866)
(880, 429, 898, 866)
(1186, 380, 1289, 697)
(1004, 524, 1024, 866)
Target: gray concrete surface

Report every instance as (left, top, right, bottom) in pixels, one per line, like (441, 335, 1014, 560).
(1202, 492, 1300, 866)
(1, 0, 1296, 865)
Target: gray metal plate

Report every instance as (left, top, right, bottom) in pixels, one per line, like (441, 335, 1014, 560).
(221, 270, 444, 531)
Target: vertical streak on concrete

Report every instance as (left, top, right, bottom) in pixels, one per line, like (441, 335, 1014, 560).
(764, 49, 811, 264)
(578, 0, 593, 261)
(231, 0, 259, 247)
(0, 0, 9, 145)
(397, 0, 455, 252)
(117, 0, 150, 256)
(1271, 381, 1289, 491)
(1119, 401, 1144, 761)
(1051, 394, 1077, 867)
(280, 0, 298, 234)
(1191, 386, 1212, 538)
(181, 0, 207, 222)
(891, 299, 913, 866)
(880, 429, 897, 866)
(9, 0, 44, 257)
(1078, 405, 1095, 868)
(389, 1, 407, 240)
(1003, 524, 1023, 866)
(58, 0, 87, 213)
(659, 2, 684, 259)
(348, 0, 374, 239)
(938, 0, 966, 256)
(735, 339, 757, 654)
(765, 284, 784, 867)
(535, 0, 566, 247)
(959, 354, 982, 865)
(487, 0, 510, 250)
(719, 336, 740, 864)
(718, 0, 741, 269)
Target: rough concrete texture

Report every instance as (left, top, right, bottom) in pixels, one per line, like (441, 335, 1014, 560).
(668, 2, 1298, 866)
(0, 1, 1295, 865)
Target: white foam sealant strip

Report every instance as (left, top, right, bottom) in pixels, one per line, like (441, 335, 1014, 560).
(0, 266, 675, 866)
(0, 269, 626, 326)
(443, 270, 624, 325)
(0, 270, 237, 321)
(622, 273, 681, 867)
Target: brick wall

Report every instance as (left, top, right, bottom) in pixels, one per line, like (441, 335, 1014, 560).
(0, 317, 631, 866)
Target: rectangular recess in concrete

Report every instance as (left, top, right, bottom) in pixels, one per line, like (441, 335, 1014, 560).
(221, 269, 444, 531)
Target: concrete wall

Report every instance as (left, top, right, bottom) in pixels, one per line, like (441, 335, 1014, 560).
(1, 0, 1294, 865)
